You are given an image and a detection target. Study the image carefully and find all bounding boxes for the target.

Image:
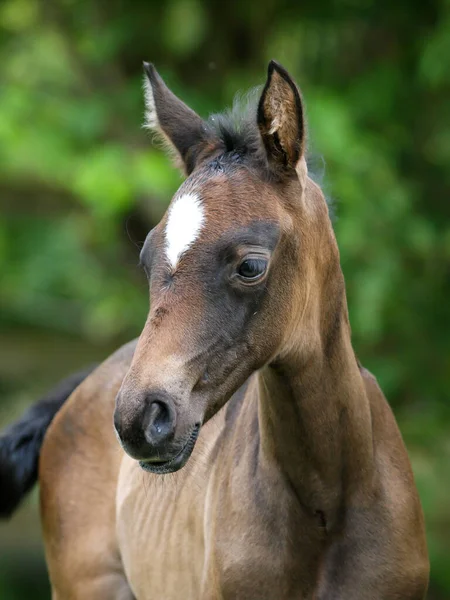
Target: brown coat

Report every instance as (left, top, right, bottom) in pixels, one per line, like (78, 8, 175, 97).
(39, 61, 429, 599)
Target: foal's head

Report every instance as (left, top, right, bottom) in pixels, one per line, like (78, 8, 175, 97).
(114, 61, 342, 473)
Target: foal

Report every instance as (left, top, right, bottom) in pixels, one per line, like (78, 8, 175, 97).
(6, 61, 429, 599)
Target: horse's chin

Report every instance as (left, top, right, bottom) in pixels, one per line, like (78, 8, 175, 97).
(138, 423, 201, 475)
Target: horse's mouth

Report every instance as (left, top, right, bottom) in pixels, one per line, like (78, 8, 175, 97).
(138, 424, 201, 475)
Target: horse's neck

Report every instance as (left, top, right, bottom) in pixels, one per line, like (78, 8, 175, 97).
(256, 304, 375, 529)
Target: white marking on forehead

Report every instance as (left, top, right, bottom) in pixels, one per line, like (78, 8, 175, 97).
(165, 192, 205, 268)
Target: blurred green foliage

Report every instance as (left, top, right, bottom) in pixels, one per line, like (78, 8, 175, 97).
(0, 0, 449, 598)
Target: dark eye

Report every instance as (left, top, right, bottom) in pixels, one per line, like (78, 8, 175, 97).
(237, 257, 268, 282)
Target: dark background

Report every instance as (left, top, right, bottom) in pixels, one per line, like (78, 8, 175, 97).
(0, 0, 449, 597)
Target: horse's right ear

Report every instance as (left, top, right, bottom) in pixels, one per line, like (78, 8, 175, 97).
(143, 63, 211, 175)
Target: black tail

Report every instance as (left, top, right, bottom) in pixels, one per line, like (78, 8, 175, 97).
(0, 367, 94, 519)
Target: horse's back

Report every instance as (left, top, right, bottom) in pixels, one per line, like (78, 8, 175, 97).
(39, 340, 137, 599)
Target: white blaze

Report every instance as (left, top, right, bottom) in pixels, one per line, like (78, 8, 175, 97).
(165, 192, 205, 268)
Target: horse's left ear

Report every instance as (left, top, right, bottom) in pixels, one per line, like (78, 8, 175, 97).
(143, 63, 211, 175)
(257, 61, 306, 178)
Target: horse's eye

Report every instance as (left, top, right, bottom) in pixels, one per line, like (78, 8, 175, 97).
(237, 257, 268, 282)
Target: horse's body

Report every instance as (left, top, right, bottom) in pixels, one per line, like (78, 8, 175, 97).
(1, 61, 428, 599)
(41, 337, 427, 599)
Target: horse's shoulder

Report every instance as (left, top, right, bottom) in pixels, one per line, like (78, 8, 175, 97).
(39, 340, 137, 595)
(39, 339, 137, 494)
(47, 338, 137, 437)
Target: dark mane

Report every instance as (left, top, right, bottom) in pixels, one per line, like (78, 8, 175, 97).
(206, 89, 268, 174)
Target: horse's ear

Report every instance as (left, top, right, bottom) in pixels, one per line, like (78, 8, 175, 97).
(257, 61, 306, 178)
(143, 63, 211, 175)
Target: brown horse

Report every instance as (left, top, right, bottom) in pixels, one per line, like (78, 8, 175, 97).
(0, 61, 429, 599)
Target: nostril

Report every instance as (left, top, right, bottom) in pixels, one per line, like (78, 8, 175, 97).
(148, 401, 166, 435)
(145, 400, 175, 444)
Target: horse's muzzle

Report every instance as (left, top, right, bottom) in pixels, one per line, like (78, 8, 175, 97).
(114, 388, 201, 473)
(139, 423, 201, 474)
(114, 390, 175, 458)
